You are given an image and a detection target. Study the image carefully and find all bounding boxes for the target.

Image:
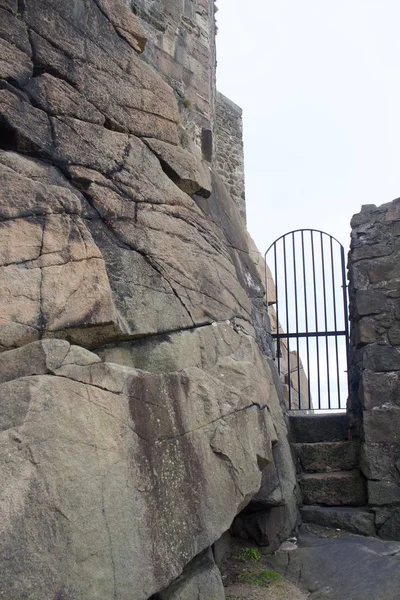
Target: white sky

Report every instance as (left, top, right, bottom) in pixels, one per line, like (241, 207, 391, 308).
(216, 0, 400, 254)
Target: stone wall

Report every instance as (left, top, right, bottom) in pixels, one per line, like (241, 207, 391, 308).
(214, 91, 246, 222)
(348, 200, 400, 540)
(129, 0, 216, 158)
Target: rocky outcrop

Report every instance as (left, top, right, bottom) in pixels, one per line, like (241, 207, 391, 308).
(0, 0, 298, 597)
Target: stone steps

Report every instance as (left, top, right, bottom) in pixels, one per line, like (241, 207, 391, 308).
(289, 413, 368, 524)
(299, 471, 367, 506)
(289, 413, 349, 443)
(293, 441, 360, 473)
(300, 505, 375, 536)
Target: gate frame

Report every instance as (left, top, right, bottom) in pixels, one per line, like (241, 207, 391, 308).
(265, 229, 350, 411)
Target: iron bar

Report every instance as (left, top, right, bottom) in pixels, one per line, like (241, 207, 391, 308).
(320, 232, 331, 409)
(271, 330, 347, 339)
(301, 230, 311, 410)
(330, 237, 341, 408)
(310, 231, 321, 409)
(265, 229, 349, 412)
(273, 244, 281, 375)
(292, 232, 301, 408)
(283, 236, 291, 409)
(341, 245, 350, 407)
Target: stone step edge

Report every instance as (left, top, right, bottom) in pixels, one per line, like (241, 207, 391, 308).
(300, 505, 375, 537)
(299, 470, 362, 481)
(292, 441, 360, 473)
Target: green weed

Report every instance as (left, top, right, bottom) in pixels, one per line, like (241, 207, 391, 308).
(236, 547, 261, 563)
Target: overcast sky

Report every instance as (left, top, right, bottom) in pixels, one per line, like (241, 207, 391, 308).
(216, 0, 400, 254)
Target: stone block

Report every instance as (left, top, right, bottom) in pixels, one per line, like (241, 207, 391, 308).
(368, 481, 400, 506)
(362, 344, 400, 372)
(388, 324, 400, 346)
(356, 289, 388, 316)
(360, 370, 400, 409)
(361, 443, 400, 480)
(355, 318, 377, 345)
(289, 413, 348, 443)
(385, 200, 400, 223)
(293, 441, 360, 473)
(300, 505, 375, 536)
(363, 408, 400, 443)
(377, 508, 400, 540)
(367, 253, 400, 284)
(299, 471, 367, 506)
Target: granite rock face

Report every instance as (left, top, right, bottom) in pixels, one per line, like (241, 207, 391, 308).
(0, 0, 298, 597)
(349, 200, 400, 540)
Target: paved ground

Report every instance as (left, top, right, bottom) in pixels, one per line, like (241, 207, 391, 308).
(267, 524, 400, 600)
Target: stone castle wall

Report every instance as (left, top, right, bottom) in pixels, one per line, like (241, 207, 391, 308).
(348, 200, 400, 540)
(129, 0, 216, 159)
(129, 0, 247, 218)
(214, 91, 246, 222)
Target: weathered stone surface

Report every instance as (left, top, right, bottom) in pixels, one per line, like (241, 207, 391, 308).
(300, 506, 376, 536)
(0, 38, 32, 86)
(269, 527, 400, 599)
(0, 337, 279, 599)
(0, 0, 17, 12)
(25, 74, 105, 124)
(377, 508, 400, 539)
(299, 471, 367, 506)
(231, 503, 299, 550)
(361, 443, 400, 480)
(363, 408, 400, 443)
(355, 317, 377, 345)
(158, 549, 225, 600)
(368, 481, 400, 506)
(0, 90, 53, 155)
(214, 92, 246, 221)
(0, 7, 32, 56)
(356, 289, 389, 316)
(362, 344, 400, 372)
(360, 369, 400, 409)
(93, 0, 147, 54)
(0, 1, 298, 596)
(144, 137, 212, 197)
(293, 441, 360, 473)
(289, 414, 348, 444)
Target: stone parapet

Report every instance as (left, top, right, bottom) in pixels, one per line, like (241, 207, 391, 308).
(348, 199, 400, 540)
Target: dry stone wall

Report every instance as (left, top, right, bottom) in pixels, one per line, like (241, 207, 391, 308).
(0, 0, 298, 598)
(348, 200, 400, 540)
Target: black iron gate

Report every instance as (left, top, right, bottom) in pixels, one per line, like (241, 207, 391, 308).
(265, 229, 350, 411)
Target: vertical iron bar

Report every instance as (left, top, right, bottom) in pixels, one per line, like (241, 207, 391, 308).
(283, 236, 291, 410)
(273, 244, 281, 377)
(341, 245, 350, 405)
(301, 231, 311, 410)
(330, 237, 341, 408)
(292, 232, 301, 408)
(310, 231, 321, 409)
(320, 233, 331, 409)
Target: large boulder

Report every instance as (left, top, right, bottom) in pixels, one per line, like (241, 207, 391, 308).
(1, 336, 282, 599)
(0, 0, 298, 596)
